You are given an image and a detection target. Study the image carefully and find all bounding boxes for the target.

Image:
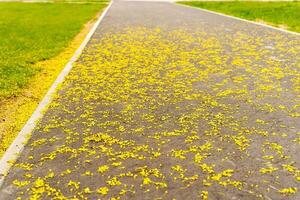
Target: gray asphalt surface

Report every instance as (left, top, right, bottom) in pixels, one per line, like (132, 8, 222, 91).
(0, 1, 299, 199)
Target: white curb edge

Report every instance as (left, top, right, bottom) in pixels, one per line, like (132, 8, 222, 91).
(175, 2, 300, 36)
(0, 0, 113, 187)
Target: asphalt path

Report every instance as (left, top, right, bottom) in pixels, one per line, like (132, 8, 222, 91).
(0, 1, 299, 199)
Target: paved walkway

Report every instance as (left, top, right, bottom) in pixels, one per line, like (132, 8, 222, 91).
(0, 1, 300, 199)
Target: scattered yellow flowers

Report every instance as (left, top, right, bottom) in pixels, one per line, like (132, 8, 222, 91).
(98, 165, 109, 174)
(97, 187, 109, 195)
(3, 27, 299, 199)
(279, 187, 297, 195)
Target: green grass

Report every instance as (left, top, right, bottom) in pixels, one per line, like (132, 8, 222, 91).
(177, 1, 300, 33)
(0, 2, 107, 100)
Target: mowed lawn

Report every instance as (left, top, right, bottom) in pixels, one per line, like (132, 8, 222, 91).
(177, 1, 300, 33)
(0, 2, 107, 100)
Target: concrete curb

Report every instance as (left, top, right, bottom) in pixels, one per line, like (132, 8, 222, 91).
(0, 0, 113, 187)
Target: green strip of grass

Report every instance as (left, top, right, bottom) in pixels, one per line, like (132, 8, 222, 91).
(0, 2, 107, 100)
(177, 1, 300, 33)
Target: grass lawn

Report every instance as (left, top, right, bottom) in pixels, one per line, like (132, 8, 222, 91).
(177, 1, 300, 33)
(0, 2, 107, 157)
(0, 2, 107, 99)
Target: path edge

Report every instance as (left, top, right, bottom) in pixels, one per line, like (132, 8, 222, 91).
(175, 2, 300, 36)
(0, 0, 113, 187)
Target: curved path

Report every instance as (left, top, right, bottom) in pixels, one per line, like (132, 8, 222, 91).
(0, 1, 299, 199)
